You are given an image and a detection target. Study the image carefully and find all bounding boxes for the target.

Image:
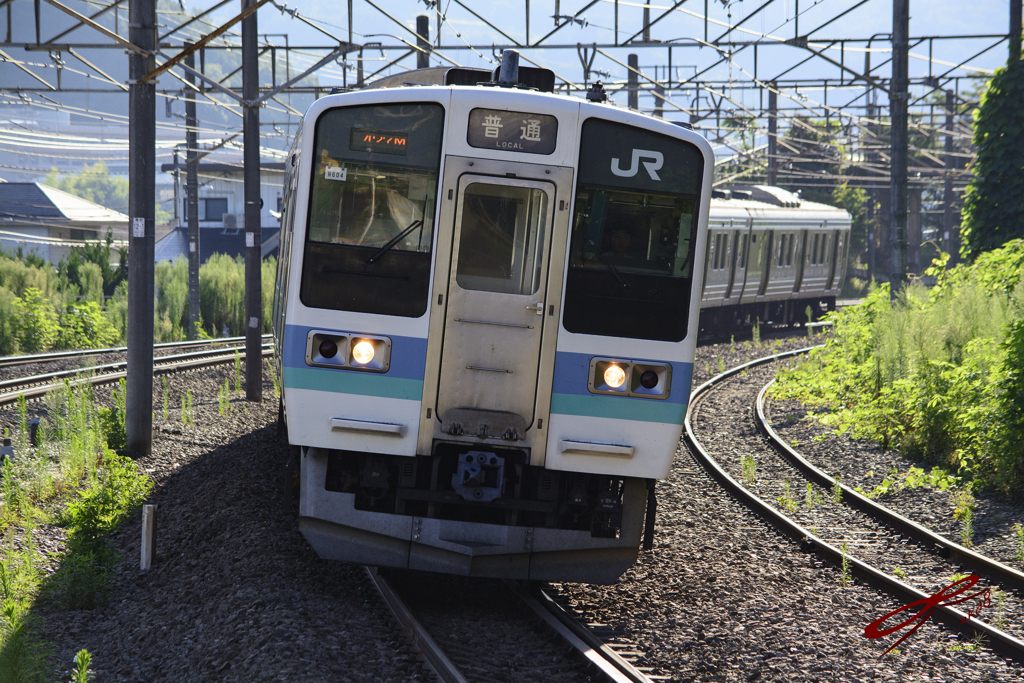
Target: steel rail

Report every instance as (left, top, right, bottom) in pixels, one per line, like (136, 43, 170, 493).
(0, 345, 272, 408)
(0, 344, 272, 395)
(755, 377, 1024, 594)
(683, 348, 1024, 664)
(0, 334, 273, 369)
(364, 567, 469, 683)
(506, 580, 654, 683)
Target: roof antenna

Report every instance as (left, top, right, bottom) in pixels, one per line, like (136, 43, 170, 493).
(497, 49, 520, 86)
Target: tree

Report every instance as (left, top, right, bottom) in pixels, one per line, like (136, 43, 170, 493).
(45, 162, 171, 223)
(959, 60, 1024, 260)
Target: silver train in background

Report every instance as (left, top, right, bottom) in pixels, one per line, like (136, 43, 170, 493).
(698, 185, 851, 332)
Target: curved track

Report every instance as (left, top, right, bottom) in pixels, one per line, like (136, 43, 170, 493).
(0, 335, 270, 370)
(684, 348, 1024, 663)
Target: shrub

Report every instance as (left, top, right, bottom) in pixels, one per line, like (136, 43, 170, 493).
(55, 301, 120, 350)
(199, 254, 244, 336)
(155, 258, 189, 340)
(15, 288, 58, 353)
(774, 240, 1024, 497)
(0, 258, 52, 298)
(0, 286, 21, 355)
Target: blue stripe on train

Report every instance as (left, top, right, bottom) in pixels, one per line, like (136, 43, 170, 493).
(282, 324, 428, 380)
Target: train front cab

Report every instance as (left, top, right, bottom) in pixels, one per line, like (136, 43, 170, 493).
(277, 84, 713, 584)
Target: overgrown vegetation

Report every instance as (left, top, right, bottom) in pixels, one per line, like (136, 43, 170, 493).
(0, 246, 276, 354)
(0, 377, 151, 680)
(960, 56, 1024, 259)
(773, 240, 1024, 498)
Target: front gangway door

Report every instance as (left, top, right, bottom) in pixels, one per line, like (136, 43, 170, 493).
(436, 175, 556, 434)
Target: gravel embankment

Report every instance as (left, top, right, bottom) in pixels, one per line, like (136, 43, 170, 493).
(11, 366, 430, 682)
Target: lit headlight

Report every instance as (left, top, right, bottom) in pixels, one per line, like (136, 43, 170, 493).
(603, 365, 626, 388)
(351, 340, 375, 365)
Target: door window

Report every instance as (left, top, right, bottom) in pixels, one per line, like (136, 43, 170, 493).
(455, 183, 549, 295)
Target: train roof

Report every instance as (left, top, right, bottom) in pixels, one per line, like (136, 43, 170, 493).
(708, 185, 851, 223)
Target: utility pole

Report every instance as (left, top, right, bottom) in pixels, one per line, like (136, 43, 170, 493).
(767, 82, 777, 185)
(643, 1, 650, 42)
(243, 0, 262, 402)
(653, 83, 664, 117)
(889, 0, 909, 301)
(416, 15, 429, 69)
(1012, 0, 1022, 62)
(627, 54, 638, 110)
(185, 42, 200, 339)
(126, 0, 156, 456)
(864, 45, 875, 281)
(944, 90, 958, 265)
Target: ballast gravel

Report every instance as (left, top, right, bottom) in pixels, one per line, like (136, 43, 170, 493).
(8, 331, 1024, 681)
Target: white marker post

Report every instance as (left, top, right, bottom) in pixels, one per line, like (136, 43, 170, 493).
(141, 504, 157, 570)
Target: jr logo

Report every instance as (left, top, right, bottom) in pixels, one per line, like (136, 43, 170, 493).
(610, 149, 664, 181)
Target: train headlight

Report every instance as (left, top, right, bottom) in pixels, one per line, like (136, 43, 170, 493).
(589, 358, 672, 399)
(351, 340, 375, 365)
(603, 365, 627, 388)
(319, 339, 338, 359)
(305, 330, 391, 373)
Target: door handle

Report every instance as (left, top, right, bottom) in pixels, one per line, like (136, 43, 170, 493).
(526, 301, 544, 315)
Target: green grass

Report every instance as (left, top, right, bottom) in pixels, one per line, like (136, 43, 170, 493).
(0, 374, 151, 681)
(772, 239, 1024, 498)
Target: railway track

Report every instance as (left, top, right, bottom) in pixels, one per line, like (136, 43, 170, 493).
(684, 348, 1024, 663)
(0, 334, 271, 370)
(366, 567, 656, 682)
(0, 340, 273, 406)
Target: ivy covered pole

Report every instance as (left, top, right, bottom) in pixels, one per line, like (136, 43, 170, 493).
(889, 0, 909, 302)
(959, 0, 1024, 259)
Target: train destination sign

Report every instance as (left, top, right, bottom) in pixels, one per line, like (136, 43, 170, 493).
(467, 108, 557, 154)
(349, 128, 408, 155)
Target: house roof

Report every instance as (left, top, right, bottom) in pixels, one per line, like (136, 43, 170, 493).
(155, 226, 280, 263)
(0, 182, 128, 225)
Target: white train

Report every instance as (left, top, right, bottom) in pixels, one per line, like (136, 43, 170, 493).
(272, 53, 848, 584)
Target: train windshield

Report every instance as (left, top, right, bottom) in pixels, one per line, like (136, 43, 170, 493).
(564, 118, 705, 342)
(301, 103, 444, 318)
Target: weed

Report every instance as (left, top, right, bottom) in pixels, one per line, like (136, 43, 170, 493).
(72, 649, 94, 683)
(952, 488, 976, 547)
(839, 541, 851, 586)
(180, 390, 194, 426)
(740, 455, 756, 485)
(161, 376, 169, 422)
(717, 356, 725, 374)
(805, 482, 822, 510)
(892, 567, 907, 579)
(267, 358, 280, 398)
(1013, 523, 1024, 563)
(777, 478, 798, 513)
(730, 335, 735, 348)
(992, 588, 1006, 630)
(0, 597, 50, 683)
(752, 317, 761, 346)
(234, 349, 243, 396)
(705, 362, 710, 376)
(806, 305, 814, 338)
(831, 478, 843, 504)
(219, 379, 231, 415)
(949, 572, 971, 583)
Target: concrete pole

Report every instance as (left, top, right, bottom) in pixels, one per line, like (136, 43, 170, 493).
(185, 43, 200, 339)
(889, 0, 909, 301)
(767, 83, 777, 186)
(416, 15, 429, 69)
(126, 0, 156, 456)
(643, 0, 650, 42)
(944, 90, 958, 265)
(653, 83, 664, 117)
(627, 54, 638, 110)
(243, 0, 262, 402)
(908, 187, 922, 275)
(1012, 0, 1022, 62)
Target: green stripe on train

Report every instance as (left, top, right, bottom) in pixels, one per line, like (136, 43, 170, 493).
(284, 367, 423, 401)
(549, 393, 687, 424)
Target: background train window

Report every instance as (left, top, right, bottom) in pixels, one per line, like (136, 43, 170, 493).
(301, 102, 444, 317)
(455, 183, 549, 295)
(738, 234, 748, 268)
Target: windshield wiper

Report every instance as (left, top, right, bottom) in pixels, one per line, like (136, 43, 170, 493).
(598, 254, 629, 288)
(366, 218, 424, 264)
